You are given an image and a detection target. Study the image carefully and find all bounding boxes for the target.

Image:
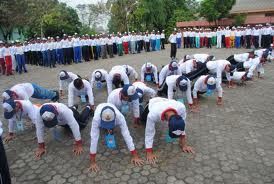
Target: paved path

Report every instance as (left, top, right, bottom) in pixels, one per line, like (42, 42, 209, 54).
(1, 47, 274, 184)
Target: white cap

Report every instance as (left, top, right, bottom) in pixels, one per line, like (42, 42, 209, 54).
(101, 108, 115, 122)
(146, 62, 152, 68)
(41, 111, 55, 121)
(171, 62, 178, 68)
(127, 85, 136, 96)
(2, 102, 13, 112)
(179, 79, 188, 86)
(59, 71, 66, 78)
(2, 92, 11, 100)
(0, 41, 3, 44)
(95, 71, 102, 78)
(185, 55, 192, 60)
(207, 77, 216, 85)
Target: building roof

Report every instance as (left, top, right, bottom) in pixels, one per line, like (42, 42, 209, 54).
(230, 0, 274, 14)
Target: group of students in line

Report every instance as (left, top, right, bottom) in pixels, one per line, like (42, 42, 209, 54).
(169, 24, 274, 58)
(0, 45, 273, 182)
(0, 30, 167, 78)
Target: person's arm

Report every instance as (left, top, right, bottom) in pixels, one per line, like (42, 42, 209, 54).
(131, 99, 140, 119)
(158, 68, 166, 86)
(65, 109, 83, 155)
(118, 113, 144, 166)
(35, 118, 46, 159)
(140, 67, 145, 82)
(90, 72, 95, 88)
(122, 72, 130, 85)
(106, 74, 113, 95)
(132, 68, 138, 80)
(185, 62, 191, 74)
(86, 85, 95, 107)
(88, 118, 100, 172)
(4, 118, 16, 143)
(67, 83, 74, 107)
(145, 114, 157, 164)
(153, 66, 159, 84)
(186, 82, 193, 106)
(167, 82, 174, 99)
(179, 135, 195, 154)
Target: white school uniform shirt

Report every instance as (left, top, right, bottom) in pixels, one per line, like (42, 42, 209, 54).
(132, 81, 156, 100)
(161, 33, 165, 39)
(0, 47, 5, 58)
(40, 43, 48, 51)
(206, 60, 231, 84)
(254, 49, 266, 58)
(107, 88, 140, 118)
(100, 38, 107, 46)
(176, 32, 182, 38)
(245, 28, 252, 36)
(140, 63, 158, 84)
(15, 46, 25, 55)
(253, 29, 260, 36)
(225, 30, 231, 37)
(36, 103, 81, 143)
(107, 66, 130, 94)
(90, 69, 108, 87)
(156, 34, 161, 39)
(7, 100, 39, 133)
(244, 57, 263, 78)
(55, 41, 63, 49)
(72, 37, 81, 47)
(59, 72, 79, 91)
(159, 64, 182, 86)
(168, 34, 177, 43)
(179, 59, 196, 74)
(90, 103, 135, 154)
(234, 53, 249, 62)
(144, 35, 150, 42)
(61, 39, 69, 48)
(116, 37, 123, 44)
(150, 34, 156, 40)
(107, 38, 113, 45)
(192, 54, 210, 63)
(192, 75, 223, 98)
(124, 65, 138, 80)
(130, 35, 136, 42)
(68, 79, 94, 107)
(145, 97, 186, 149)
(122, 35, 129, 42)
(266, 27, 272, 35)
(235, 30, 241, 37)
(48, 42, 56, 50)
(183, 31, 188, 37)
(4, 83, 34, 100)
(206, 32, 212, 38)
(216, 30, 222, 37)
(165, 75, 192, 104)
(3, 47, 11, 57)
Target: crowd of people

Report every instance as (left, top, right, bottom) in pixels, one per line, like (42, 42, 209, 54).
(169, 23, 274, 58)
(1, 24, 273, 78)
(0, 40, 273, 180)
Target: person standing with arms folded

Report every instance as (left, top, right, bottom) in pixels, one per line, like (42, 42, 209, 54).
(169, 29, 177, 58)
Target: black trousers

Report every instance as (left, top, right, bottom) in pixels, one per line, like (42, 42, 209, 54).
(222, 35, 225, 48)
(0, 137, 11, 184)
(140, 103, 149, 124)
(69, 106, 93, 130)
(161, 38, 165, 49)
(184, 37, 187, 48)
(185, 62, 208, 81)
(82, 46, 90, 62)
(254, 36, 259, 48)
(246, 35, 251, 48)
(157, 81, 168, 97)
(145, 42, 150, 52)
(170, 43, 177, 58)
(93, 46, 98, 60)
(107, 45, 114, 58)
(113, 43, 117, 55)
(207, 38, 212, 48)
(137, 41, 141, 53)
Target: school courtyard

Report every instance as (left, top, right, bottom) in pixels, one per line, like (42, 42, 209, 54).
(1, 47, 274, 184)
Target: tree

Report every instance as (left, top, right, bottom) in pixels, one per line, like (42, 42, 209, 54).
(234, 14, 246, 26)
(0, 0, 28, 41)
(200, 0, 236, 25)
